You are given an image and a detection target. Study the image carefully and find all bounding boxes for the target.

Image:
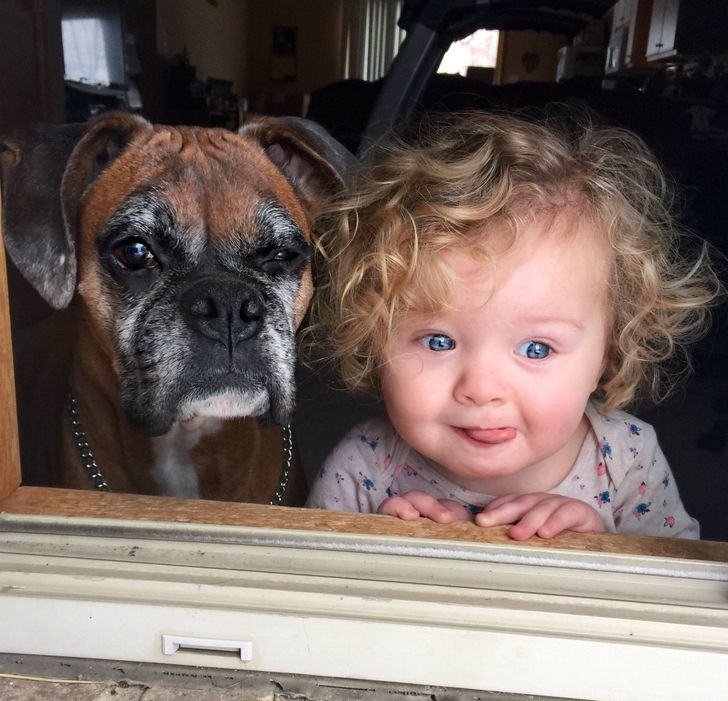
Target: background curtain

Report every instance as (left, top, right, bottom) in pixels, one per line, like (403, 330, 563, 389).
(342, 0, 405, 81)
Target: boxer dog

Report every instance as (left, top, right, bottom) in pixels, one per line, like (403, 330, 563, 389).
(1, 112, 354, 504)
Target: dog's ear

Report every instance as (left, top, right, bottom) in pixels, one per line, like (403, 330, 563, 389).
(240, 116, 357, 204)
(61, 111, 152, 250)
(0, 112, 151, 310)
(0, 122, 87, 309)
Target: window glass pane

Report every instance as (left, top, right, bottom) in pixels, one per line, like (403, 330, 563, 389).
(438, 29, 499, 76)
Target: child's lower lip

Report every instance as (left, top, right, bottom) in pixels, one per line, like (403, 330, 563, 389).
(457, 427, 517, 444)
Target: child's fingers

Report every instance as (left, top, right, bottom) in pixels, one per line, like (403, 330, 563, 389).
(475, 493, 545, 527)
(510, 500, 603, 540)
(438, 499, 474, 522)
(482, 493, 521, 511)
(536, 501, 604, 538)
(377, 496, 421, 520)
(503, 499, 563, 540)
(405, 491, 457, 523)
(476, 495, 603, 540)
(377, 491, 457, 523)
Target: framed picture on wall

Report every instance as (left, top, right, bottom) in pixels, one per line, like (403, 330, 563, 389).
(271, 26, 297, 81)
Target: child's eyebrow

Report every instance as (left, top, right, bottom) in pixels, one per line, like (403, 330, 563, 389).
(519, 315, 586, 332)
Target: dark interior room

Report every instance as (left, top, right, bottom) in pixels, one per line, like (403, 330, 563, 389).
(1, 0, 727, 538)
(1, 2, 728, 698)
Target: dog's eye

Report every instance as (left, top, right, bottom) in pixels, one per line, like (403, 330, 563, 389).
(113, 239, 158, 270)
(271, 248, 296, 262)
(259, 243, 310, 274)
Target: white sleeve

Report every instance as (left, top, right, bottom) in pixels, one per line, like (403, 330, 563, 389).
(305, 419, 391, 514)
(612, 432, 700, 540)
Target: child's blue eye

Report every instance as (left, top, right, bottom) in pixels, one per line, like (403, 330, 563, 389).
(516, 340, 551, 360)
(420, 334, 455, 351)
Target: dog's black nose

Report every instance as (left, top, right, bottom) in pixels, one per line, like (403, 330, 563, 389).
(181, 279, 265, 347)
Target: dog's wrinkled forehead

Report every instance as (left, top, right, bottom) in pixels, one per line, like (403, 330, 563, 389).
(107, 189, 303, 264)
(82, 127, 311, 245)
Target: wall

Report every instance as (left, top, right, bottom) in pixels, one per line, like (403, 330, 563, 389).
(153, 0, 343, 117)
(495, 30, 569, 84)
(125, 0, 163, 122)
(0, 0, 65, 132)
(156, 0, 249, 95)
(245, 0, 343, 115)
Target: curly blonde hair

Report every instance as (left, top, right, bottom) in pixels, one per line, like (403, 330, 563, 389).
(307, 111, 722, 413)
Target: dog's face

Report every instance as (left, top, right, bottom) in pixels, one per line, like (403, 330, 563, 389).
(2, 113, 354, 436)
(85, 134, 314, 434)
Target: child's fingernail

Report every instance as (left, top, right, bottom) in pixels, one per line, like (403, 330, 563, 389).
(507, 526, 530, 541)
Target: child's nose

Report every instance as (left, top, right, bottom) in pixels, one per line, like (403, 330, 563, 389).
(453, 358, 507, 406)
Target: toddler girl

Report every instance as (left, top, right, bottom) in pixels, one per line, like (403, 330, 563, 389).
(305, 112, 722, 540)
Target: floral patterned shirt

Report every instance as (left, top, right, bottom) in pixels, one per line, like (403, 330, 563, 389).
(305, 402, 700, 539)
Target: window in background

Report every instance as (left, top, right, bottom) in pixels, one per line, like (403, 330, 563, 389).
(438, 29, 500, 82)
(61, 0, 126, 88)
(342, 0, 406, 81)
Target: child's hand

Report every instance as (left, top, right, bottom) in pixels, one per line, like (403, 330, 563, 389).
(475, 493, 604, 540)
(378, 490, 472, 523)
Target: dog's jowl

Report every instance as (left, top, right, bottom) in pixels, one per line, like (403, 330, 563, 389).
(0, 112, 353, 504)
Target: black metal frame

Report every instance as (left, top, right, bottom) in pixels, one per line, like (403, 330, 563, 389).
(359, 0, 615, 153)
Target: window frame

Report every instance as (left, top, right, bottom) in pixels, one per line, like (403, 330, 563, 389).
(2, 191, 728, 700)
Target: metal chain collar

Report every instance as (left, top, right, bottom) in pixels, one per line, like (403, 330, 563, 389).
(68, 394, 111, 492)
(271, 422, 293, 506)
(68, 393, 293, 505)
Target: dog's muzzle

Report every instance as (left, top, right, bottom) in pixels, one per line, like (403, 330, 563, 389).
(118, 268, 298, 435)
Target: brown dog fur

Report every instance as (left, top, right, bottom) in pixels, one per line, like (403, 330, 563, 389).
(3, 113, 353, 504)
